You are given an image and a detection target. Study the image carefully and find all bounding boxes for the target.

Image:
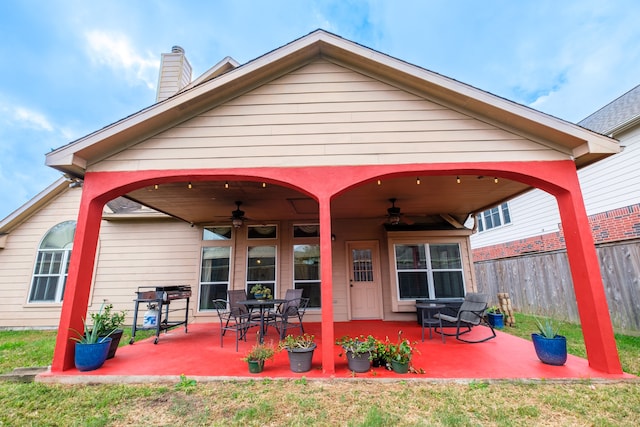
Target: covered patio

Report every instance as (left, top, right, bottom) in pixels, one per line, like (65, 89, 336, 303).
(38, 321, 633, 382)
(44, 30, 624, 377)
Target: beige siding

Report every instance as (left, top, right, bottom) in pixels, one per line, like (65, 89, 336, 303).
(91, 219, 202, 323)
(93, 59, 566, 172)
(0, 187, 82, 328)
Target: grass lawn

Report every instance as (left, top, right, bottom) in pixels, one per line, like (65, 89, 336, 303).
(1, 316, 639, 426)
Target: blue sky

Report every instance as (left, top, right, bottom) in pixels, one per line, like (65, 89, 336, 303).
(1, 0, 639, 220)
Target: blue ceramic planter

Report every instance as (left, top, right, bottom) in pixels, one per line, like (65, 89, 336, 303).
(487, 313, 504, 329)
(74, 338, 112, 371)
(531, 333, 567, 366)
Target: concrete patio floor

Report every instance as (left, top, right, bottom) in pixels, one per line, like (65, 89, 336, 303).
(37, 321, 634, 383)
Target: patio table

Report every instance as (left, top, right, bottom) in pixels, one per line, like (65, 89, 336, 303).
(416, 302, 445, 343)
(238, 299, 286, 343)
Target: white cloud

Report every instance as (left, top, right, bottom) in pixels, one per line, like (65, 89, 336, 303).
(85, 30, 160, 90)
(12, 106, 54, 132)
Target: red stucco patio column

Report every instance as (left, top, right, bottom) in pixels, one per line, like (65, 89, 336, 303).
(51, 183, 105, 372)
(318, 195, 336, 374)
(554, 176, 623, 374)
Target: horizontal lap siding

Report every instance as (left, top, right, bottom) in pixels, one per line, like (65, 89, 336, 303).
(95, 60, 562, 172)
(0, 188, 82, 328)
(91, 220, 202, 319)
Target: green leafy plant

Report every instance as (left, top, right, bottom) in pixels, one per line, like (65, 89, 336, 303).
(250, 284, 272, 299)
(487, 305, 502, 315)
(279, 333, 316, 350)
(90, 303, 126, 336)
(175, 374, 197, 393)
(242, 341, 276, 362)
(535, 317, 560, 339)
(336, 334, 376, 356)
(372, 338, 391, 365)
(387, 331, 419, 364)
(69, 302, 115, 344)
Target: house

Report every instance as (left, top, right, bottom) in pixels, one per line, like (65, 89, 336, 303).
(471, 85, 640, 333)
(0, 30, 622, 374)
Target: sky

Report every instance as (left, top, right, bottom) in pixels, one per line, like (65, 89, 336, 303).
(1, 0, 639, 220)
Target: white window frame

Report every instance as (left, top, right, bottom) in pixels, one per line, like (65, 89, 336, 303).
(477, 202, 511, 232)
(28, 221, 76, 304)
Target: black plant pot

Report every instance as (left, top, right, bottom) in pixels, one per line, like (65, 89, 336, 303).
(531, 333, 567, 366)
(101, 329, 124, 359)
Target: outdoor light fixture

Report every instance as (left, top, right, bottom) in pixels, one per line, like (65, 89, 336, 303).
(456, 176, 461, 184)
(377, 179, 381, 185)
(188, 182, 193, 189)
(154, 184, 159, 190)
(224, 181, 229, 189)
(416, 177, 421, 185)
(494, 177, 499, 184)
(262, 182, 267, 188)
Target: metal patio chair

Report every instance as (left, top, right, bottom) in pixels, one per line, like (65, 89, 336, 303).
(434, 292, 496, 343)
(212, 298, 252, 351)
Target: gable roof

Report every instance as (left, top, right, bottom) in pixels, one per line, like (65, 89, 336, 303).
(579, 84, 640, 136)
(45, 29, 619, 177)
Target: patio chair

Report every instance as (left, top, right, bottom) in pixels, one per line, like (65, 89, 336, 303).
(434, 293, 496, 343)
(212, 299, 252, 351)
(269, 297, 309, 339)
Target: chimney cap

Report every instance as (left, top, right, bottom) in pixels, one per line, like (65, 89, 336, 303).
(171, 46, 185, 54)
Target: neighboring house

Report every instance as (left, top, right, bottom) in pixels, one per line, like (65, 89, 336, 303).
(0, 30, 622, 374)
(471, 85, 640, 333)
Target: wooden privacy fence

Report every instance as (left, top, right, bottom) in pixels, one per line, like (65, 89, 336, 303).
(474, 239, 640, 334)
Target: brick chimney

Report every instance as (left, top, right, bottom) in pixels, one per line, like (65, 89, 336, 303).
(156, 46, 192, 102)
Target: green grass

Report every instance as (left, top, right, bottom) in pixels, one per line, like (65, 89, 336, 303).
(1, 317, 639, 426)
(501, 313, 640, 376)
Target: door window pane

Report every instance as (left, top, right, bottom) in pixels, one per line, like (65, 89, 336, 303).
(352, 249, 373, 282)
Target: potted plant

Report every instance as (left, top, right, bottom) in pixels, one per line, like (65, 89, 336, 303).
(90, 303, 126, 359)
(242, 340, 276, 373)
(279, 333, 316, 373)
(531, 317, 567, 366)
(70, 303, 115, 371)
(387, 331, 419, 374)
(371, 337, 391, 369)
(250, 284, 272, 300)
(486, 305, 504, 329)
(336, 334, 376, 373)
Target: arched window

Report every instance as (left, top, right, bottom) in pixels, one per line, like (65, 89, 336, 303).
(28, 221, 76, 303)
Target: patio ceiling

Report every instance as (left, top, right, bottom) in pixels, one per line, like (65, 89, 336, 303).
(121, 174, 529, 226)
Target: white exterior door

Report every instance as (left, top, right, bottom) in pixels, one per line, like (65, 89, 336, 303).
(348, 241, 383, 319)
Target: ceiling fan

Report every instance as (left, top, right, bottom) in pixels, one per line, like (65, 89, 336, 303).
(231, 201, 247, 228)
(386, 198, 403, 225)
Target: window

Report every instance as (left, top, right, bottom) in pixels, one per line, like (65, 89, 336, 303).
(293, 244, 321, 308)
(203, 226, 232, 240)
(477, 203, 511, 232)
(199, 246, 231, 310)
(246, 245, 276, 297)
(28, 221, 76, 303)
(394, 243, 465, 300)
(248, 225, 277, 239)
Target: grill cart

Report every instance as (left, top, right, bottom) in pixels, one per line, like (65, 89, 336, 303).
(130, 285, 191, 344)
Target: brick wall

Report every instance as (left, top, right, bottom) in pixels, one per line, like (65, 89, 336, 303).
(473, 203, 640, 261)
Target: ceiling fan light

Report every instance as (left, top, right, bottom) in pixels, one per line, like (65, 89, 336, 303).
(232, 217, 243, 228)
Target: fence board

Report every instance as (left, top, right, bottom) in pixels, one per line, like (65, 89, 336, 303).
(474, 239, 640, 334)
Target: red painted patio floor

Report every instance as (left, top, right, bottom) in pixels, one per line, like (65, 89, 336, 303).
(39, 321, 634, 382)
